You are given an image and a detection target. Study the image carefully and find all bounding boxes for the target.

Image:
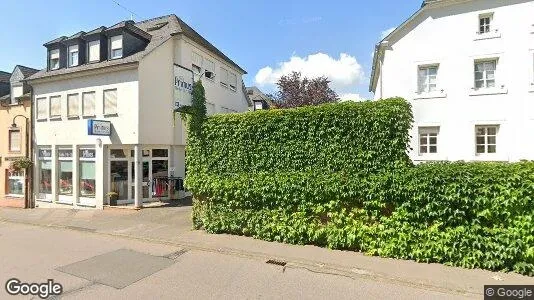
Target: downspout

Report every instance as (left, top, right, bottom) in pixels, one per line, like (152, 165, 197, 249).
(28, 88, 34, 208)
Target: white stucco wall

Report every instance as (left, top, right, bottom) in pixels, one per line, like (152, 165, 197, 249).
(175, 36, 249, 114)
(374, 0, 534, 162)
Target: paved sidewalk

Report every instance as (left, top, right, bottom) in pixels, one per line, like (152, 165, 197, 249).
(1, 205, 533, 298)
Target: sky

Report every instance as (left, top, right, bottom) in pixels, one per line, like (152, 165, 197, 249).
(0, 0, 422, 100)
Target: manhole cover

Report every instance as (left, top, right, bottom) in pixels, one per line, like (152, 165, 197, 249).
(57, 249, 174, 289)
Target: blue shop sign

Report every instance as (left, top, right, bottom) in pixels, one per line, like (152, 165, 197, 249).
(87, 120, 112, 136)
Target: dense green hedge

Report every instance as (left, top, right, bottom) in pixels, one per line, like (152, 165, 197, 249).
(186, 98, 413, 176)
(186, 99, 534, 276)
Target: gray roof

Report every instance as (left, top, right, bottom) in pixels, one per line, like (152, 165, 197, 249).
(28, 14, 246, 82)
(17, 65, 39, 78)
(0, 71, 10, 83)
(245, 86, 273, 107)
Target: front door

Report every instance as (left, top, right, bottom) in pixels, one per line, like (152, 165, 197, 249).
(131, 160, 150, 201)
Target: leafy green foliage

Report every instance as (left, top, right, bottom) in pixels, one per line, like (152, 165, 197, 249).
(180, 80, 207, 137)
(186, 98, 534, 276)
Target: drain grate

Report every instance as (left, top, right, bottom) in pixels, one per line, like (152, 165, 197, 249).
(164, 249, 188, 260)
(266, 259, 287, 266)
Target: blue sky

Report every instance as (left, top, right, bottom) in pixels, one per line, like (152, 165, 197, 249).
(0, 0, 422, 99)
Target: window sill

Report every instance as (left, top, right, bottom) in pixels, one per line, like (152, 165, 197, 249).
(36, 118, 47, 122)
(103, 113, 118, 117)
(473, 154, 507, 162)
(529, 83, 534, 92)
(67, 115, 80, 120)
(413, 91, 447, 100)
(469, 87, 508, 96)
(82, 115, 96, 119)
(6, 194, 24, 198)
(414, 154, 445, 161)
(473, 31, 501, 41)
(49, 116, 62, 121)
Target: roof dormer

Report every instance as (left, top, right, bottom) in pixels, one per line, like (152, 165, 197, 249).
(84, 26, 107, 64)
(64, 31, 86, 68)
(44, 36, 67, 71)
(104, 20, 151, 60)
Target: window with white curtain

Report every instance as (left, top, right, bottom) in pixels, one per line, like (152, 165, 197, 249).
(104, 89, 118, 115)
(82, 92, 96, 117)
(37, 97, 47, 120)
(67, 94, 80, 117)
(88, 40, 100, 62)
(68, 45, 79, 67)
(49, 49, 60, 70)
(110, 35, 123, 59)
(49, 96, 61, 118)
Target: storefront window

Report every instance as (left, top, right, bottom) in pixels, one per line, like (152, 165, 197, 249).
(38, 148, 52, 195)
(110, 161, 128, 200)
(58, 149, 73, 196)
(79, 149, 96, 198)
(7, 170, 25, 196)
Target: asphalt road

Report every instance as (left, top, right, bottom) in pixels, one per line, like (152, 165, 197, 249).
(0, 222, 473, 299)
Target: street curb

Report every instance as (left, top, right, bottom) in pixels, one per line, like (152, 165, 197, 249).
(0, 217, 480, 297)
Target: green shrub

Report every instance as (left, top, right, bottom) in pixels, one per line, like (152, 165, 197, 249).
(186, 98, 534, 276)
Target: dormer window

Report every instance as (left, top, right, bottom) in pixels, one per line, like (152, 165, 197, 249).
(68, 45, 79, 67)
(87, 40, 100, 63)
(49, 49, 60, 70)
(110, 35, 123, 59)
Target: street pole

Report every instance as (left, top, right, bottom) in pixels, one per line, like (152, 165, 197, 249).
(11, 114, 30, 208)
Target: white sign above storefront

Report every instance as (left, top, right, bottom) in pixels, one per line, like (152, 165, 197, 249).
(173, 64, 193, 111)
(87, 120, 112, 136)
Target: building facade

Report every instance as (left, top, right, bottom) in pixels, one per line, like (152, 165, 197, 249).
(370, 0, 534, 162)
(245, 86, 273, 111)
(0, 65, 38, 208)
(27, 14, 248, 209)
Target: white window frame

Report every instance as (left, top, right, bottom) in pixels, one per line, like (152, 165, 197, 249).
(418, 127, 439, 155)
(87, 40, 100, 63)
(37, 147, 53, 200)
(49, 95, 62, 119)
(478, 13, 492, 34)
(8, 128, 21, 153)
(417, 65, 439, 94)
(68, 45, 79, 67)
(475, 125, 498, 155)
(192, 52, 203, 75)
(36, 97, 48, 120)
(6, 170, 25, 198)
(474, 60, 497, 89)
(82, 91, 96, 117)
(220, 67, 229, 88)
(79, 148, 97, 203)
(204, 58, 215, 80)
(229, 72, 237, 91)
(67, 93, 80, 118)
(110, 35, 123, 59)
(49, 49, 60, 70)
(103, 89, 118, 116)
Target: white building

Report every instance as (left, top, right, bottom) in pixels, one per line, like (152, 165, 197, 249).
(370, 0, 534, 162)
(28, 14, 249, 209)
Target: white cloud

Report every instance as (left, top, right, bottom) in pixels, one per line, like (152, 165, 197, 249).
(380, 27, 396, 40)
(254, 52, 365, 91)
(339, 93, 366, 102)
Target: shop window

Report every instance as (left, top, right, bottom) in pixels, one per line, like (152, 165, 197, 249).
(7, 170, 25, 197)
(79, 149, 96, 198)
(58, 149, 73, 196)
(38, 148, 52, 195)
(110, 149, 127, 158)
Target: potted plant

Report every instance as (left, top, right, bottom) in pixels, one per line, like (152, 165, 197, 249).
(107, 192, 119, 206)
(10, 158, 33, 171)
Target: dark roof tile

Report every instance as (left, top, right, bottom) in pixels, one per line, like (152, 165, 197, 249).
(0, 71, 11, 83)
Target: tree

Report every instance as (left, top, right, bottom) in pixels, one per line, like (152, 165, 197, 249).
(271, 72, 339, 108)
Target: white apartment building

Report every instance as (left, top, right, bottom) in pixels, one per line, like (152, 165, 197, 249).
(370, 0, 534, 162)
(27, 14, 248, 209)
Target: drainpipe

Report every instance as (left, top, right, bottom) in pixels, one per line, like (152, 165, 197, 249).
(28, 89, 34, 208)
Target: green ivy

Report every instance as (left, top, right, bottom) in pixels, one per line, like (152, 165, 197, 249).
(186, 98, 534, 276)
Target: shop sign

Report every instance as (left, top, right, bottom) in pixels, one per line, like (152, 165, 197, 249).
(173, 65, 193, 111)
(58, 150, 73, 158)
(87, 120, 112, 136)
(38, 149, 52, 158)
(80, 149, 96, 159)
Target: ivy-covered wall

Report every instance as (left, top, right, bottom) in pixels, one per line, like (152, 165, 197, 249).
(185, 98, 534, 276)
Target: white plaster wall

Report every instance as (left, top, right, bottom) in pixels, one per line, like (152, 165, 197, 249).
(374, 0, 534, 162)
(33, 68, 140, 146)
(175, 36, 249, 114)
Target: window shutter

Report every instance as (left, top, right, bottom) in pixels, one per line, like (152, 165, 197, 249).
(9, 130, 21, 152)
(83, 92, 96, 116)
(229, 73, 237, 89)
(104, 89, 118, 115)
(50, 96, 61, 117)
(220, 67, 228, 85)
(110, 35, 122, 50)
(37, 98, 47, 119)
(205, 59, 214, 72)
(50, 49, 60, 59)
(67, 94, 79, 116)
(192, 52, 203, 67)
(89, 41, 100, 62)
